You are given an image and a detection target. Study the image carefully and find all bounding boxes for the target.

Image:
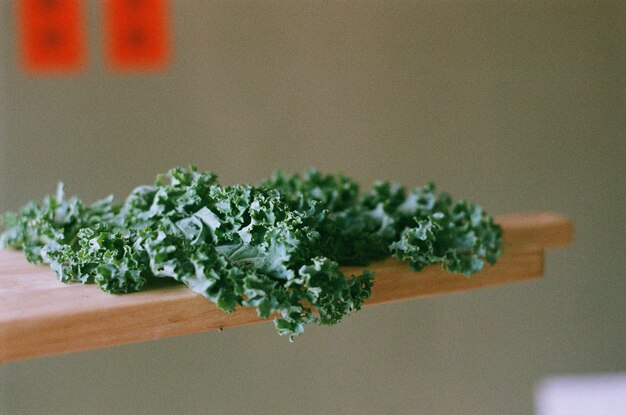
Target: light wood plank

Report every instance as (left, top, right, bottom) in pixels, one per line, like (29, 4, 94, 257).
(0, 212, 572, 363)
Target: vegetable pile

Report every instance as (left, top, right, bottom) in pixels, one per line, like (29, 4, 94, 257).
(0, 167, 502, 339)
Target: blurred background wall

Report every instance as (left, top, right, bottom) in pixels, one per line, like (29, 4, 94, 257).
(0, 1, 624, 414)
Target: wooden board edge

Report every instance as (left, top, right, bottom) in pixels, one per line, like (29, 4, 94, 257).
(0, 248, 545, 364)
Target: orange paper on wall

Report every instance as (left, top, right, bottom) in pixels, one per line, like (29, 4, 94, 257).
(17, 0, 86, 74)
(104, 0, 171, 71)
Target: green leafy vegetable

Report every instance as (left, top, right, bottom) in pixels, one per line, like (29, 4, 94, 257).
(0, 167, 502, 339)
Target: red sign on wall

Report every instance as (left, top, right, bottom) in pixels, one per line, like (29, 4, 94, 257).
(104, 0, 171, 71)
(17, 0, 86, 74)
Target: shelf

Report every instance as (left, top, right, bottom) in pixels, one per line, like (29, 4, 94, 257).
(0, 212, 572, 364)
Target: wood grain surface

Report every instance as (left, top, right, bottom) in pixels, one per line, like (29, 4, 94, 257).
(0, 212, 572, 364)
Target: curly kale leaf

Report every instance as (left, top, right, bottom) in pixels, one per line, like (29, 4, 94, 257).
(0, 183, 119, 264)
(390, 199, 502, 276)
(40, 225, 149, 293)
(0, 166, 502, 338)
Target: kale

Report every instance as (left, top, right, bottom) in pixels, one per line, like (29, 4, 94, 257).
(0, 167, 502, 339)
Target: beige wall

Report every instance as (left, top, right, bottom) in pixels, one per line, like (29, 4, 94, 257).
(1, 1, 624, 414)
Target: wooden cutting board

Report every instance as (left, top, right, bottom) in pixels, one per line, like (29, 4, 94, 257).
(0, 212, 572, 364)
